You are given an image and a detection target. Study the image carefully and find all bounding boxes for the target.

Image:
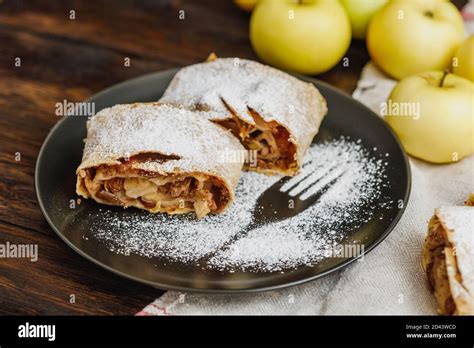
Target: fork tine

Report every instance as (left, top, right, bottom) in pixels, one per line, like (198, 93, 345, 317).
(301, 157, 315, 169)
(279, 160, 327, 193)
(287, 164, 339, 197)
(298, 171, 345, 201)
(279, 169, 317, 193)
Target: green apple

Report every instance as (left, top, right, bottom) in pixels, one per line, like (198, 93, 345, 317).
(340, 0, 388, 40)
(234, 0, 258, 12)
(250, 0, 351, 75)
(367, 0, 464, 80)
(385, 71, 474, 163)
(452, 35, 474, 82)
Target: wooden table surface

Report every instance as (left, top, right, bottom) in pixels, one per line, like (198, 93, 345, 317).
(0, 0, 465, 315)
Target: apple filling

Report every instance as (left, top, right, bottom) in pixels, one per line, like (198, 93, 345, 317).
(214, 108, 297, 174)
(77, 154, 228, 219)
(423, 216, 457, 315)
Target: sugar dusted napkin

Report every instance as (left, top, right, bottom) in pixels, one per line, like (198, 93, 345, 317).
(137, 2, 474, 315)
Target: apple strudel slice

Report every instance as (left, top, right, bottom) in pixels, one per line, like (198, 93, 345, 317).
(160, 57, 327, 176)
(76, 103, 244, 219)
(422, 206, 474, 315)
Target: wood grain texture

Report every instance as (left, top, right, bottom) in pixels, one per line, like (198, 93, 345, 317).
(0, 0, 466, 315)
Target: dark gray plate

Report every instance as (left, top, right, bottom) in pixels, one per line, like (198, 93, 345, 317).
(35, 68, 411, 293)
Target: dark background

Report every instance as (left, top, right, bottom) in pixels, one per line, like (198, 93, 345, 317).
(0, 0, 467, 314)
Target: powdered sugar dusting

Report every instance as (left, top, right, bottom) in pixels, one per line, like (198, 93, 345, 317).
(90, 137, 392, 272)
(436, 206, 474, 295)
(77, 103, 244, 191)
(160, 58, 327, 167)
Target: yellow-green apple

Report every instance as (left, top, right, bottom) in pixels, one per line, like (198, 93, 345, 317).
(234, 0, 258, 12)
(340, 0, 388, 40)
(452, 35, 474, 82)
(385, 71, 474, 163)
(250, 0, 351, 75)
(367, 0, 464, 79)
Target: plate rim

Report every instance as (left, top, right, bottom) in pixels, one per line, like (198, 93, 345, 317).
(34, 67, 412, 293)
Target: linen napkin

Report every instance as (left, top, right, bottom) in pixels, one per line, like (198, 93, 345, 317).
(137, 2, 474, 315)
